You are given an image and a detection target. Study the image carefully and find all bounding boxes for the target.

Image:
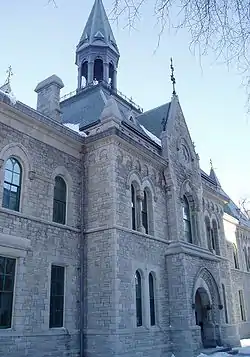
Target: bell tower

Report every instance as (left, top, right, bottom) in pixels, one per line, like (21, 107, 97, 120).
(76, 0, 120, 90)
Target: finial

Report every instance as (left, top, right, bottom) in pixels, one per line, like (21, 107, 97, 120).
(170, 58, 176, 95)
(210, 158, 213, 169)
(5, 65, 13, 85)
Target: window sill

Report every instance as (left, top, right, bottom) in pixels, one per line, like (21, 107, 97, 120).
(0, 207, 80, 232)
(0, 232, 31, 257)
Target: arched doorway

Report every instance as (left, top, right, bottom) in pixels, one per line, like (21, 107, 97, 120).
(193, 268, 222, 348)
(195, 287, 216, 348)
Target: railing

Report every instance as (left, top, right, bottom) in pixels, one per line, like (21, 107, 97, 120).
(60, 81, 143, 113)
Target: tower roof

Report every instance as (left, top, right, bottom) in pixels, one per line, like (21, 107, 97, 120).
(77, 0, 119, 55)
(209, 165, 221, 187)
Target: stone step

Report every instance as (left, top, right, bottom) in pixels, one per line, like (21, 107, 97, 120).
(200, 346, 232, 355)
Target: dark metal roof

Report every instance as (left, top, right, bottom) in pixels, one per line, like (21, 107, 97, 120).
(136, 103, 171, 138)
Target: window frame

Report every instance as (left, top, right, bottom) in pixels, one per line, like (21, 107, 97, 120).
(233, 244, 239, 269)
(222, 284, 228, 324)
(2, 157, 22, 212)
(183, 196, 192, 243)
(0, 256, 16, 329)
(142, 190, 149, 234)
(239, 290, 246, 321)
(148, 272, 156, 326)
(52, 176, 67, 225)
(135, 270, 143, 327)
(49, 264, 65, 328)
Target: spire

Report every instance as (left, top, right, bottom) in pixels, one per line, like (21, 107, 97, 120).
(77, 0, 119, 56)
(170, 58, 176, 96)
(209, 159, 221, 187)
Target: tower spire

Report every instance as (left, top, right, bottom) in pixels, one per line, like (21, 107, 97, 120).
(76, 0, 119, 90)
(170, 58, 176, 96)
(5, 65, 13, 85)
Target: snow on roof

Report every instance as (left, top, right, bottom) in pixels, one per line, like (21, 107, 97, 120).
(140, 124, 162, 146)
(0, 88, 17, 105)
(63, 123, 87, 137)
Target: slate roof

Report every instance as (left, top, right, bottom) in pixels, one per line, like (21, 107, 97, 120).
(77, 0, 119, 56)
(136, 103, 171, 138)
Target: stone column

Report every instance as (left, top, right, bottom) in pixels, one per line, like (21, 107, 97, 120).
(136, 190, 144, 233)
(87, 62, 94, 84)
(77, 66, 82, 89)
(103, 62, 109, 84)
(112, 69, 117, 90)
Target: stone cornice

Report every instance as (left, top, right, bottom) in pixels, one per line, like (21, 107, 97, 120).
(0, 101, 83, 158)
(165, 241, 223, 261)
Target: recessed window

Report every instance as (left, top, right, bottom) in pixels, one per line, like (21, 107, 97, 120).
(3, 158, 22, 211)
(131, 184, 136, 230)
(222, 284, 228, 324)
(49, 265, 65, 328)
(53, 176, 66, 225)
(142, 191, 148, 234)
(183, 196, 192, 243)
(149, 273, 156, 326)
(135, 270, 142, 327)
(0, 256, 16, 329)
(233, 244, 239, 269)
(239, 290, 246, 321)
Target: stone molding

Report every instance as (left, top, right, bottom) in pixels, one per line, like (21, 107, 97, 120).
(0, 232, 31, 257)
(165, 241, 223, 261)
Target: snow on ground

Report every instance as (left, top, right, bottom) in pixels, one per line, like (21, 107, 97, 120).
(196, 339, 250, 356)
(63, 123, 87, 137)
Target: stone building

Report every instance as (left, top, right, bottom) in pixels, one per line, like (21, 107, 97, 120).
(0, 0, 250, 356)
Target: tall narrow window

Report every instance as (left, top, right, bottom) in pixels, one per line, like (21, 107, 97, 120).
(149, 273, 156, 326)
(205, 217, 211, 251)
(222, 284, 228, 324)
(142, 191, 148, 234)
(135, 270, 142, 327)
(244, 248, 248, 271)
(131, 184, 136, 230)
(183, 196, 192, 243)
(0, 256, 16, 328)
(233, 244, 239, 269)
(239, 290, 246, 321)
(49, 265, 65, 328)
(53, 176, 66, 225)
(212, 219, 220, 255)
(3, 158, 22, 211)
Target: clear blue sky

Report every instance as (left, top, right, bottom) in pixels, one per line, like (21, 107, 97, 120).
(0, 0, 249, 204)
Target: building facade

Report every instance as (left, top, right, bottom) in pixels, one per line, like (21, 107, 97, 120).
(0, 0, 250, 356)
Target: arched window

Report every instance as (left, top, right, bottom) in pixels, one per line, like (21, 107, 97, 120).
(183, 196, 192, 243)
(222, 284, 228, 323)
(205, 217, 211, 251)
(53, 176, 66, 225)
(244, 247, 248, 271)
(80, 61, 88, 87)
(131, 184, 137, 230)
(211, 219, 220, 255)
(149, 273, 156, 326)
(233, 244, 239, 269)
(109, 62, 114, 86)
(142, 190, 148, 234)
(3, 158, 22, 211)
(94, 58, 103, 82)
(135, 270, 142, 326)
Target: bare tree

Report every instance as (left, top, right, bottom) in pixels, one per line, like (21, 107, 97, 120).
(111, 0, 250, 102)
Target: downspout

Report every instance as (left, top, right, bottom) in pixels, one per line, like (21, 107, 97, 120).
(80, 144, 86, 357)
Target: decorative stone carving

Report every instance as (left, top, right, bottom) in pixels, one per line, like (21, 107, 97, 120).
(134, 160, 141, 172)
(28, 170, 36, 180)
(0, 159, 4, 168)
(99, 148, 108, 161)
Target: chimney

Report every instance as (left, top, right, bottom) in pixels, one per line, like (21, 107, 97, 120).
(35, 75, 64, 122)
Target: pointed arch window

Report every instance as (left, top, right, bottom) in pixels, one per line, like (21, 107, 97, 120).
(131, 184, 137, 230)
(53, 176, 66, 225)
(183, 196, 192, 243)
(222, 284, 228, 324)
(135, 270, 142, 327)
(244, 247, 249, 271)
(3, 158, 22, 212)
(149, 273, 156, 326)
(233, 244, 239, 269)
(142, 190, 149, 234)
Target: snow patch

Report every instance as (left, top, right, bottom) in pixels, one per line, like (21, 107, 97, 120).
(63, 123, 87, 137)
(140, 124, 162, 146)
(0, 88, 17, 105)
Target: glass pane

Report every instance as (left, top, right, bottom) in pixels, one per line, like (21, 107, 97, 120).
(5, 159, 13, 171)
(0, 276, 4, 291)
(13, 162, 21, 174)
(0, 257, 5, 274)
(0, 292, 13, 328)
(4, 170, 12, 183)
(10, 185, 17, 193)
(4, 276, 14, 292)
(5, 258, 15, 275)
(12, 173, 20, 186)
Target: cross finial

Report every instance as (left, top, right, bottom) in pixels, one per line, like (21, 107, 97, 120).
(5, 65, 13, 85)
(210, 158, 213, 169)
(170, 57, 176, 95)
